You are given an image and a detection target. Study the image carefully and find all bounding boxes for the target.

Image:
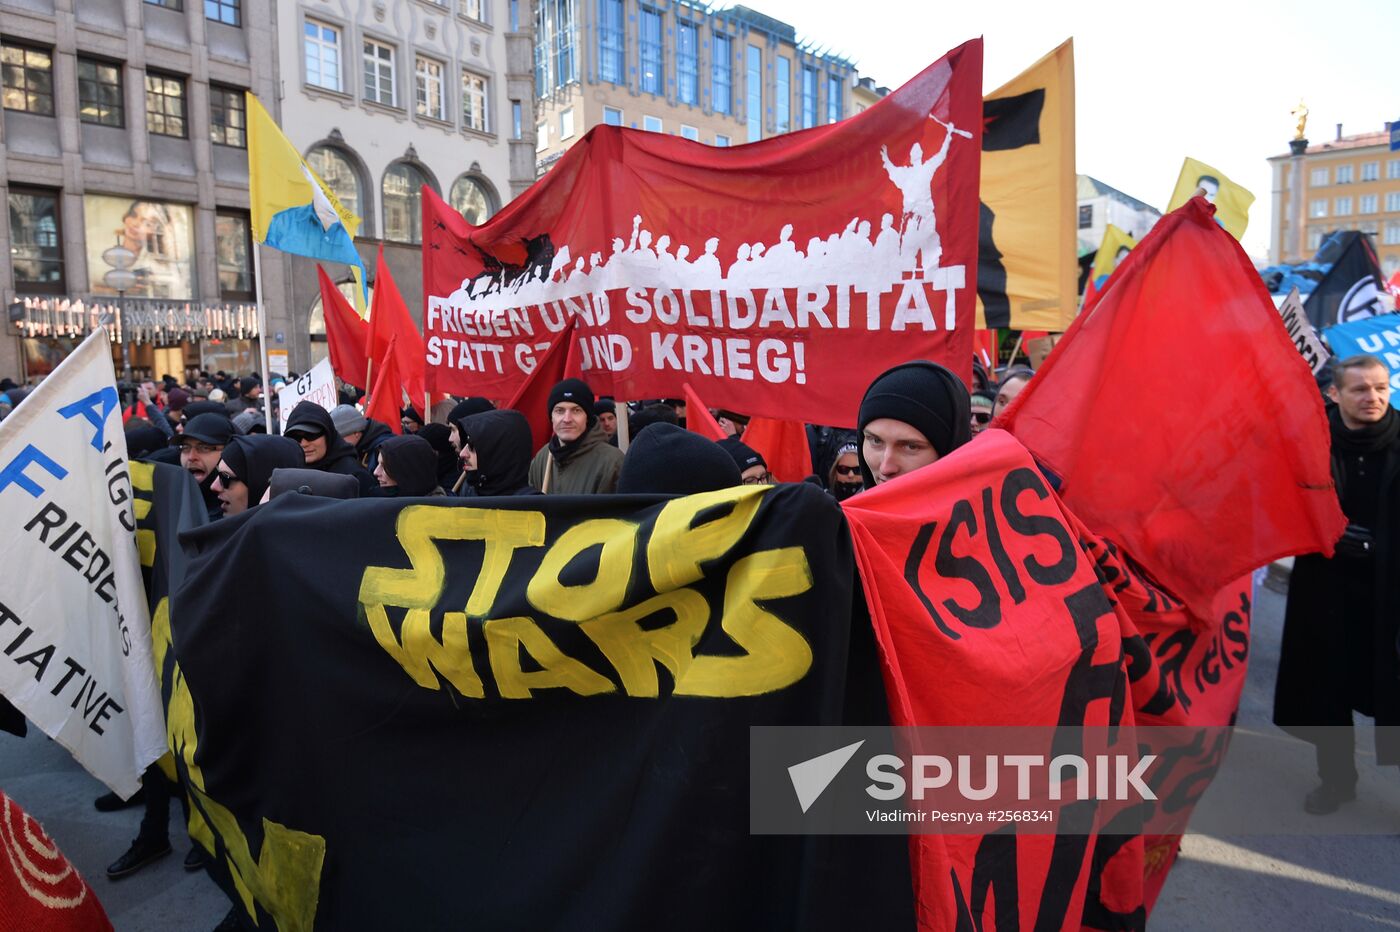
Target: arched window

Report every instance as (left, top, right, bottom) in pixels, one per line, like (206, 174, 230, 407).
(449, 174, 499, 226)
(382, 161, 436, 243)
(306, 146, 365, 225)
(309, 279, 373, 337)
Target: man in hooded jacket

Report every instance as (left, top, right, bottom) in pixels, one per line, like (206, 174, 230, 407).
(282, 401, 376, 495)
(172, 412, 234, 521)
(527, 379, 624, 494)
(856, 360, 972, 489)
(456, 409, 539, 497)
(210, 435, 306, 515)
(373, 435, 445, 497)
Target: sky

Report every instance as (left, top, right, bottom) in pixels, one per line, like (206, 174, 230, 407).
(739, 0, 1400, 261)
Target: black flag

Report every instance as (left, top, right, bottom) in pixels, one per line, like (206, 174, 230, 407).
(1304, 230, 1387, 328)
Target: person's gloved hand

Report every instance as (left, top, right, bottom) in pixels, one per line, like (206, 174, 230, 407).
(1334, 523, 1375, 560)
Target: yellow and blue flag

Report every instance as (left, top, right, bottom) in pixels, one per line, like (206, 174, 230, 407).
(247, 93, 367, 303)
(1091, 224, 1136, 289)
(1167, 157, 1254, 240)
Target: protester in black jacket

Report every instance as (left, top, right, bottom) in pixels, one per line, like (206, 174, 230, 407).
(457, 409, 538, 497)
(356, 419, 395, 474)
(1274, 354, 1400, 815)
(373, 435, 445, 497)
(171, 412, 235, 521)
(209, 435, 305, 515)
(416, 423, 461, 490)
(282, 402, 376, 495)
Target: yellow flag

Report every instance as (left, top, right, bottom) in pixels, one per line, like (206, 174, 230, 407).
(1090, 224, 1136, 285)
(1167, 157, 1253, 240)
(975, 39, 1077, 332)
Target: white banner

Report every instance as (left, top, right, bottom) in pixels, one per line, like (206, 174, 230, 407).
(0, 331, 165, 797)
(276, 356, 337, 431)
(1277, 287, 1331, 376)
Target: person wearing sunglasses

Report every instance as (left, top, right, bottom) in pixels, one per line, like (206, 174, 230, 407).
(969, 391, 995, 435)
(282, 401, 376, 496)
(210, 435, 305, 516)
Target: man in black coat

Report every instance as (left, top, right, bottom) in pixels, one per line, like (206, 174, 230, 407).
(282, 401, 377, 496)
(1274, 353, 1400, 814)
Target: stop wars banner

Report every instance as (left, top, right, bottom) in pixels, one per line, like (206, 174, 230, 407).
(423, 40, 982, 425)
(841, 429, 1251, 930)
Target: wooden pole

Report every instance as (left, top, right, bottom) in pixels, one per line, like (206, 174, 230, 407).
(614, 399, 631, 452)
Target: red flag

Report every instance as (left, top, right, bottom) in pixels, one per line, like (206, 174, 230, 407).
(1386, 267, 1400, 300)
(998, 197, 1345, 613)
(682, 383, 726, 441)
(317, 265, 369, 389)
(972, 329, 997, 371)
(742, 417, 809, 482)
(367, 245, 426, 406)
(505, 320, 581, 454)
(365, 334, 402, 434)
(421, 41, 983, 416)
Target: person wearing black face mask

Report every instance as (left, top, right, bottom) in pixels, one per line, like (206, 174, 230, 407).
(821, 433, 864, 502)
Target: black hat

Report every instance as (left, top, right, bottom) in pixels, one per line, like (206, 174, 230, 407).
(629, 403, 678, 437)
(856, 360, 971, 485)
(717, 437, 765, 472)
(593, 397, 616, 416)
(181, 400, 227, 420)
(547, 379, 595, 420)
(220, 435, 305, 507)
(282, 402, 329, 439)
(238, 376, 259, 396)
(377, 434, 440, 497)
(448, 397, 496, 426)
(175, 412, 234, 446)
(617, 423, 740, 495)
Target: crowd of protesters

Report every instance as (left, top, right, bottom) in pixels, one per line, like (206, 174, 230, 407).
(3, 342, 1397, 930)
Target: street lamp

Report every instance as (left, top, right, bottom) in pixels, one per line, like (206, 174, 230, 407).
(102, 242, 138, 379)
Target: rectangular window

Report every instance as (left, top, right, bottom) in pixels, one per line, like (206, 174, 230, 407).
(745, 44, 761, 142)
(1389, 159, 1400, 180)
(145, 0, 182, 9)
(1360, 194, 1378, 214)
(1388, 192, 1400, 212)
(461, 0, 485, 22)
(304, 20, 342, 92)
(603, 105, 622, 126)
(536, 122, 548, 151)
(825, 74, 841, 123)
(462, 71, 488, 132)
(1078, 205, 1093, 229)
(598, 0, 624, 85)
(552, 0, 576, 87)
(415, 56, 445, 120)
(7, 187, 64, 293)
(643, 115, 662, 132)
(681, 124, 698, 141)
(1307, 228, 1323, 250)
(1310, 167, 1328, 186)
(2, 42, 54, 115)
(775, 56, 790, 134)
(712, 34, 731, 115)
(1386, 222, 1400, 246)
(640, 7, 663, 95)
(800, 66, 817, 129)
(204, 0, 240, 26)
(209, 84, 246, 147)
(512, 99, 523, 138)
(1336, 164, 1353, 184)
(1335, 196, 1352, 216)
(1309, 198, 1327, 218)
(676, 22, 698, 105)
(77, 58, 123, 127)
(510, 0, 520, 31)
(713, 134, 730, 147)
(534, 0, 577, 94)
(145, 71, 187, 137)
(363, 39, 397, 107)
(1361, 161, 1379, 182)
(560, 107, 574, 139)
(215, 211, 254, 299)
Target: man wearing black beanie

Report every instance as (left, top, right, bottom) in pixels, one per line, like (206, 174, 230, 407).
(856, 360, 971, 488)
(527, 378, 624, 494)
(617, 423, 740, 495)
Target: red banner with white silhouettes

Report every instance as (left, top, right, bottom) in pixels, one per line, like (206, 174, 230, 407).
(422, 40, 982, 425)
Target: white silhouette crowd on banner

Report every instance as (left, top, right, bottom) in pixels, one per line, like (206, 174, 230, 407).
(443, 114, 971, 315)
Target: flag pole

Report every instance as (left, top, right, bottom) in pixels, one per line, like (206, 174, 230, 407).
(253, 243, 274, 434)
(615, 399, 630, 452)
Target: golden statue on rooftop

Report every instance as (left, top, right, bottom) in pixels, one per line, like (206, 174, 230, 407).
(1291, 100, 1309, 141)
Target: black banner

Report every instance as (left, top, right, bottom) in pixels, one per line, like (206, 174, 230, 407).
(156, 483, 910, 930)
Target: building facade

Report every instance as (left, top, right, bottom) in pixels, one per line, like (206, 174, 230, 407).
(274, 0, 536, 372)
(2, 0, 284, 383)
(1267, 124, 1400, 277)
(531, 0, 856, 173)
(1075, 174, 1160, 256)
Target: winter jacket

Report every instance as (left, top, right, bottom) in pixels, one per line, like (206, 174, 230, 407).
(527, 423, 624, 495)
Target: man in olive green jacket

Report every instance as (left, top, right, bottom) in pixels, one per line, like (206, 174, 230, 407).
(527, 379, 624, 494)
